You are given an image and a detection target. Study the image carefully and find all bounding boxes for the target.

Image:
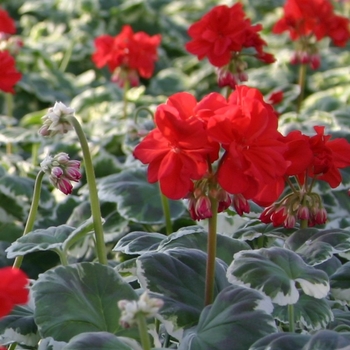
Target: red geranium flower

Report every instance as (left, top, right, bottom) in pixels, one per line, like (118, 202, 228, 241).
(273, 0, 350, 46)
(302, 126, 350, 187)
(0, 267, 29, 318)
(92, 25, 161, 86)
(207, 86, 288, 202)
(0, 8, 16, 35)
(0, 50, 21, 93)
(185, 3, 274, 67)
(133, 92, 219, 200)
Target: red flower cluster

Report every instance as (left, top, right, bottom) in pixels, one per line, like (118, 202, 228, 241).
(0, 8, 16, 35)
(134, 86, 290, 219)
(260, 126, 350, 227)
(273, 0, 350, 69)
(186, 4, 275, 67)
(0, 267, 29, 318)
(92, 25, 161, 87)
(273, 0, 350, 46)
(0, 8, 21, 93)
(0, 46, 21, 93)
(134, 86, 350, 225)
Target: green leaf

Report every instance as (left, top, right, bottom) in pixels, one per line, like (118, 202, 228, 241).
(113, 231, 165, 255)
(33, 262, 138, 342)
(250, 330, 350, 349)
(136, 248, 230, 339)
(273, 294, 333, 330)
(63, 332, 134, 350)
(330, 262, 350, 304)
(6, 225, 75, 259)
(179, 285, 277, 350)
(249, 332, 310, 350)
(227, 247, 329, 305)
(232, 219, 294, 241)
(97, 168, 186, 224)
(303, 330, 350, 350)
(38, 337, 67, 350)
(285, 228, 350, 266)
(328, 309, 350, 332)
(0, 303, 39, 348)
(158, 226, 251, 265)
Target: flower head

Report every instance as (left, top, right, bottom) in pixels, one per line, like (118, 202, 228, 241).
(118, 291, 163, 328)
(38, 102, 74, 137)
(92, 25, 161, 87)
(186, 4, 274, 68)
(40, 153, 82, 195)
(273, 0, 350, 69)
(0, 267, 29, 318)
(0, 8, 16, 35)
(207, 86, 288, 203)
(133, 92, 219, 200)
(0, 50, 21, 93)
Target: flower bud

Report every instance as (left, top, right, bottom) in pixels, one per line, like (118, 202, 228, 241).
(38, 102, 74, 137)
(40, 153, 81, 195)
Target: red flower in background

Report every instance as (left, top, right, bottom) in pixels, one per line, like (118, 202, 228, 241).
(0, 267, 29, 318)
(92, 25, 161, 87)
(300, 126, 350, 187)
(273, 0, 350, 46)
(185, 3, 274, 67)
(133, 92, 219, 200)
(0, 50, 21, 93)
(0, 8, 16, 35)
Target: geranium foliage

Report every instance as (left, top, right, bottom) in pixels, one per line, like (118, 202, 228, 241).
(0, 0, 350, 349)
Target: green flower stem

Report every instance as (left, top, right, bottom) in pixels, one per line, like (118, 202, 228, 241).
(8, 342, 17, 350)
(296, 63, 307, 113)
(31, 142, 40, 166)
(204, 196, 218, 306)
(5, 93, 14, 154)
(136, 312, 152, 350)
(160, 188, 172, 235)
(59, 40, 74, 72)
(54, 249, 68, 266)
(13, 171, 45, 269)
(122, 80, 130, 119)
(288, 304, 295, 333)
(67, 115, 108, 265)
(300, 219, 308, 229)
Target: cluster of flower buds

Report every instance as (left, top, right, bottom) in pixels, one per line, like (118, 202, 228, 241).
(260, 191, 327, 228)
(40, 152, 82, 195)
(118, 291, 164, 329)
(187, 180, 232, 221)
(0, 32, 23, 56)
(216, 60, 248, 89)
(38, 102, 75, 137)
(111, 67, 140, 88)
(290, 51, 321, 70)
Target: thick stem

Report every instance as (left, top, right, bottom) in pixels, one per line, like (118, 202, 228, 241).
(13, 171, 45, 269)
(67, 115, 108, 265)
(296, 63, 307, 113)
(136, 313, 152, 350)
(288, 304, 295, 333)
(204, 196, 218, 306)
(160, 188, 172, 235)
